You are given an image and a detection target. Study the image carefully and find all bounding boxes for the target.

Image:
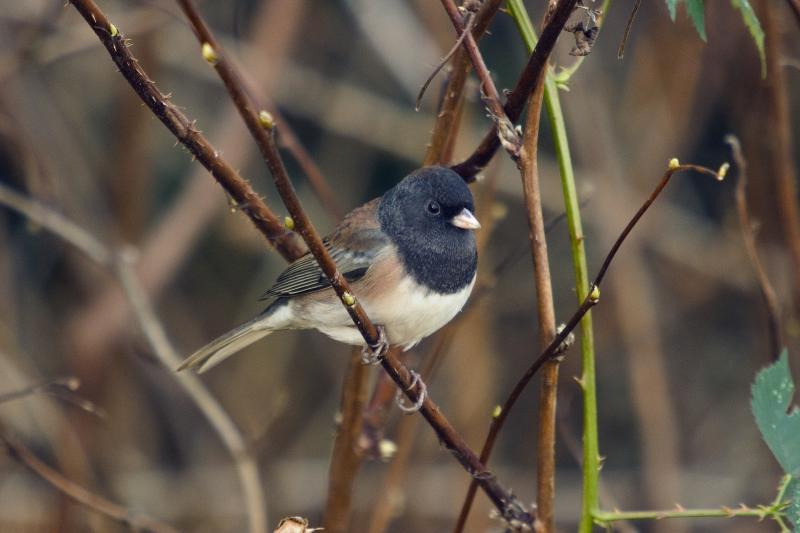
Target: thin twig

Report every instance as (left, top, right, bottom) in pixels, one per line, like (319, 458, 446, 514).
(617, 0, 641, 59)
(726, 134, 785, 359)
(438, 0, 511, 138)
(170, 0, 533, 525)
(515, 7, 559, 527)
(416, 11, 475, 111)
(0, 183, 269, 533)
(1, 436, 180, 533)
(0, 377, 78, 404)
(424, 0, 503, 165)
(453, 161, 726, 530)
(451, 0, 579, 179)
(66, 0, 304, 261)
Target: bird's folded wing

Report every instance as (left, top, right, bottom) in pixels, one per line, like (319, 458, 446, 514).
(262, 198, 388, 299)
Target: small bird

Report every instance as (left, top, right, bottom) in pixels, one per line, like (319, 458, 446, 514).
(179, 166, 480, 373)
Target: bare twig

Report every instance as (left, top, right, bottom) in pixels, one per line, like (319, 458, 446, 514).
(517, 50, 559, 533)
(617, 0, 641, 59)
(66, 0, 304, 261)
(174, 0, 341, 221)
(424, 0, 503, 165)
(1, 436, 180, 533)
(0, 377, 78, 404)
(453, 161, 726, 530)
(323, 348, 370, 533)
(0, 182, 269, 533)
(415, 11, 475, 111)
(438, 0, 507, 124)
(451, 0, 579, 179)
(726, 135, 785, 359)
(169, 0, 533, 525)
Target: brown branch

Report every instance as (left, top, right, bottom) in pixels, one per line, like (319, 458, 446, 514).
(0, 182, 268, 533)
(438, 0, 508, 125)
(416, 11, 475, 112)
(762, 0, 800, 316)
(323, 348, 370, 533)
(0, 377, 79, 404)
(517, 49, 559, 533)
(726, 135, 785, 359)
(451, 0, 578, 179)
(1, 436, 180, 533)
(170, 0, 533, 525)
(424, 0, 503, 166)
(617, 0, 642, 59)
(453, 162, 726, 530)
(66, 0, 305, 261)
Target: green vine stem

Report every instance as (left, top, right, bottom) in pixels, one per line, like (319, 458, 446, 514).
(505, 2, 599, 530)
(594, 474, 793, 531)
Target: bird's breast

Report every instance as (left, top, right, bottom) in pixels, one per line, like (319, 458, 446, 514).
(359, 253, 476, 348)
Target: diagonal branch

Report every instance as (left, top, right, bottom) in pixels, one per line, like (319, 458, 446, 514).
(67, 0, 305, 261)
(453, 161, 727, 530)
(2, 436, 180, 533)
(438, 0, 509, 127)
(0, 181, 269, 533)
(424, 0, 503, 166)
(73, 0, 530, 525)
(451, 0, 578, 179)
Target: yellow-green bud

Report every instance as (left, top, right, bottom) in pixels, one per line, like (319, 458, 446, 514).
(284, 216, 294, 230)
(109, 23, 119, 37)
(259, 110, 275, 130)
(589, 285, 600, 303)
(201, 42, 218, 65)
(492, 405, 502, 418)
(717, 162, 729, 180)
(342, 292, 356, 307)
(668, 158, 680, 170)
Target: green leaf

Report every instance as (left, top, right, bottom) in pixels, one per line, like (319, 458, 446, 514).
(751, 351, 800, 476)
(666, 0, 680, 21)
(686, 0, 707, 41)
(730, 0, 766, 77)
(787, 477, 800, 529)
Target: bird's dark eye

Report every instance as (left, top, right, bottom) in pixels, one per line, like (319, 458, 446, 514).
(426, 200, 441, 216)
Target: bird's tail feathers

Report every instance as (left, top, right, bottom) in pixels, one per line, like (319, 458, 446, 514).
(177, 316, 274, 374)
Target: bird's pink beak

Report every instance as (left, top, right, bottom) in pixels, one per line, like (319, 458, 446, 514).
(450, 208, 481, 230)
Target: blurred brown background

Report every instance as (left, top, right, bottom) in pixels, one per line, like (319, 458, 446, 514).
(0, 1, 798, 532)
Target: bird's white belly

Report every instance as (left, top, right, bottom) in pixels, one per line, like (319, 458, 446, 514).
(364, 274, 476, 349)
(290, 275, 476, 349)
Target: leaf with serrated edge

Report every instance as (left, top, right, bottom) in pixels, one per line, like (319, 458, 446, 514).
(730, 0, 765, 76)
(786, 477, 800, 529)
(751, 351, 800, 477)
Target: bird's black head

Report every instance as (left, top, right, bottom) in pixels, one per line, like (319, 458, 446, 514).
(378, 166, 479, 294)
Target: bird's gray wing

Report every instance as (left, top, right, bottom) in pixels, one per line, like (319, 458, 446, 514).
(262, 197, 388, 299)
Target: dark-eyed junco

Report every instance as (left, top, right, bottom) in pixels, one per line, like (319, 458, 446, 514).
(179, 166, 480, 373)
